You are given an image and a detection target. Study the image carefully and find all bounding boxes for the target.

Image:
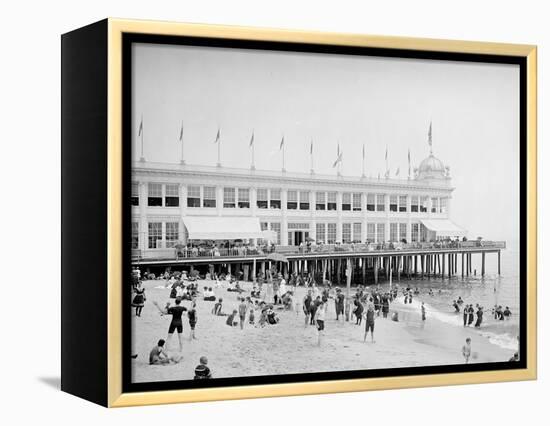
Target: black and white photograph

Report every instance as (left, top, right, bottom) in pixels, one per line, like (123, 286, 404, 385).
(128, 40, 522, 385)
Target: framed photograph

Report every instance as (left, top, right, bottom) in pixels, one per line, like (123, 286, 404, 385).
(61, 18, 537, 407)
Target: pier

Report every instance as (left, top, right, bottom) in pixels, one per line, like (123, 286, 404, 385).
(132, 240, 505, 285)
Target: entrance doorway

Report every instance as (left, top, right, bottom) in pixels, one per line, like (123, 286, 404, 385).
(289, 231, 309, 246)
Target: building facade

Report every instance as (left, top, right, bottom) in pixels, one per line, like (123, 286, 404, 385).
(131, 152, 464, 255)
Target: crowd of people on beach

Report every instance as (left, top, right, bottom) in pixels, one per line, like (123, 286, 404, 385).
(131, 264, 519, 378)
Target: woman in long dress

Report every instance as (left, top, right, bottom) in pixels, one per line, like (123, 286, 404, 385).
(132, 282, 146, 317)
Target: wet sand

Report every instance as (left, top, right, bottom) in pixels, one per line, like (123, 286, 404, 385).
(131, 279, 517, 383)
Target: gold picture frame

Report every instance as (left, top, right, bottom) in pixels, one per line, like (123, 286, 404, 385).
(61, 18, 537, 407)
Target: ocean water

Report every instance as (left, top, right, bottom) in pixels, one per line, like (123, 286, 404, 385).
(372, 240, 520, 351)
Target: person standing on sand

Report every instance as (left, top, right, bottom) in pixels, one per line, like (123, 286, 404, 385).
(238, 297, 248, 330)
(155, 298, 187, 353)
(364, 304, 376, 343)
(187, 302, 198, 340)
(303, 290, 313, 327)
(462, 338, 472, 363)
(463, 305, 469, 327)
(314, 300, 327, 346)
(335, 288, 345, 321)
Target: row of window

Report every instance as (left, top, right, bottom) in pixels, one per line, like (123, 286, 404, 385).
(133, 183, 448, 213)
(132, 220, 432, 249)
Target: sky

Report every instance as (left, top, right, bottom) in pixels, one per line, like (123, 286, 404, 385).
(132, 43, 520, 242)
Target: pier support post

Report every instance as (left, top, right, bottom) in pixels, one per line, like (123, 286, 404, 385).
(482, 252, 486, 276)
(442, 253, 445, 278)
(498, 251, 501, 275)
(461, 253, 464, 278)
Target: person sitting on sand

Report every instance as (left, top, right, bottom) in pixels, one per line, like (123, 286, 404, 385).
(457, 296, 464, 305)
(149, 339, 181, 365)
(203, 287, 216, 301)
(257, 303, 268, 328)
(462, 338, 472, 363)
(212, 298, 225, 316)
(266, 305, 279, 325)
(194, 356, 212, 379)
(282, 291, 294, 310)
(226, 309, 239, 327)
(509, 352, 519, 362)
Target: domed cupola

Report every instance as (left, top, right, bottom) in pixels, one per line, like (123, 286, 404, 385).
(414, 122, 451, 181)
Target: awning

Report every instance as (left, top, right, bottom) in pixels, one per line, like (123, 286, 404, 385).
(183, 216, 264, 240)
(420, 219, 467, 237)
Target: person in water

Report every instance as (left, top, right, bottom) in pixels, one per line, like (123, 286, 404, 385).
(475, 306, 483, 328)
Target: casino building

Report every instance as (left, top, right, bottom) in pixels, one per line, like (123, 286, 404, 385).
(131, 148, 467, 260)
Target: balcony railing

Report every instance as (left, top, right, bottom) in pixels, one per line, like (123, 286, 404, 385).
(132, 240, 506, 262)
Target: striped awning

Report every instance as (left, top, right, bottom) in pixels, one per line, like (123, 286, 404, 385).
(420, 219, 467, 237)
(183, 216, 263, 240)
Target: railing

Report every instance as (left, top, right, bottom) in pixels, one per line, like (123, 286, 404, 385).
(132, 240, 505, 262)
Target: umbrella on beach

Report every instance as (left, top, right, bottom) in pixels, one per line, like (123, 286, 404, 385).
(266, 253, 289, 263)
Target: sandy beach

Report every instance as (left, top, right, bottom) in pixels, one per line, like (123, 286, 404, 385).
(131, 279, 517, 383)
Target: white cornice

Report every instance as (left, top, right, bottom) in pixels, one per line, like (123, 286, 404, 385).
(132, 161, 454, 193)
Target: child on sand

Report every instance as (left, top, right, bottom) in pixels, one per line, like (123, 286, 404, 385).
(194, 356, 212, 379)
(315, 300, 327, 346)
(226, 309, 239, 327)
(462, 338, 472, 363)
(213, 298, 224, 316)
(364, 305, 376, 343)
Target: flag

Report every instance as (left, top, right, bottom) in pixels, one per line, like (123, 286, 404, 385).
(214, 128, 220, 144)
(249, 131, 254, 148)
(395, 167, 400, 176)
(332, 152, 342, 168)
(279, 136, 285, 150)
(428, 121, 433, 148)
(178, 122, 183, 142)
(138, 117, 143, 136)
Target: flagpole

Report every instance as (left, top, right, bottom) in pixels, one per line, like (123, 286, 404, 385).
(310, 139, 314, 174)
(250, 130, 255, 171)
(281, 135, 286, 172)
(361, 144, 366, 178)
(139, 114, 145, 162)
(180, 122, 185, 165)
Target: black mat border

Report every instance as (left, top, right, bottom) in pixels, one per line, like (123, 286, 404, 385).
(121, 32, 528, 394)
